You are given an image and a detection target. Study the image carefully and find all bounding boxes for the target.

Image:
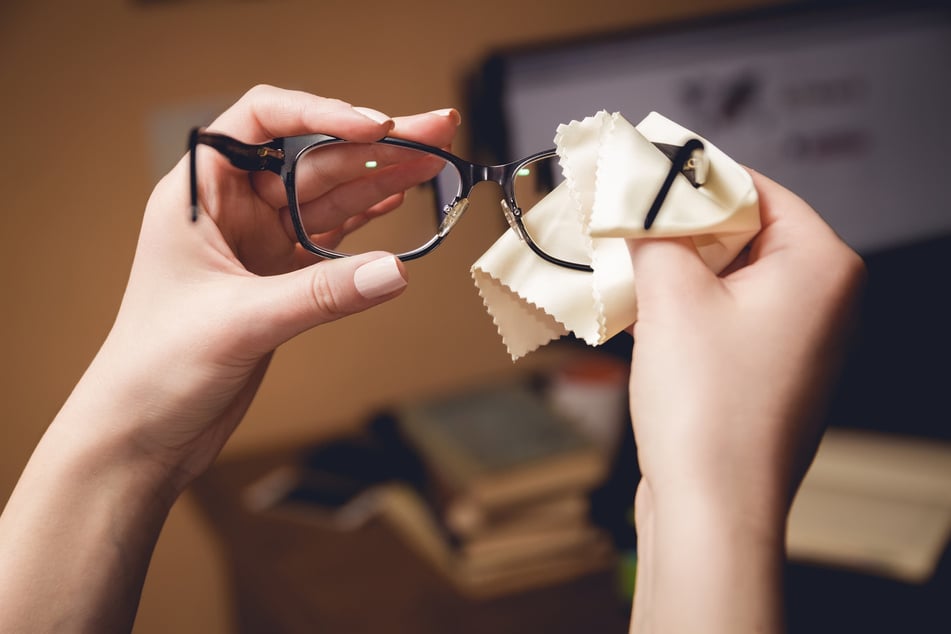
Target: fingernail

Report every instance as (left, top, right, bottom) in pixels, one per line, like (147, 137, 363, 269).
(354, 256, 407, 299)
(431, 107, 461, 126)
(354, 106, 392, 125)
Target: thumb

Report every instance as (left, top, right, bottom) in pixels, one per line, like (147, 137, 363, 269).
(244, 253, 408, 349)
(627, 236, 715, 310)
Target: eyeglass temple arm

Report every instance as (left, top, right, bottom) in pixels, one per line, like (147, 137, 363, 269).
(643, 138, 706, 230)
(187, 128, 285, 221)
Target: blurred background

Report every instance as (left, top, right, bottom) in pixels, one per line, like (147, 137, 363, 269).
(1, 0, 948, 632)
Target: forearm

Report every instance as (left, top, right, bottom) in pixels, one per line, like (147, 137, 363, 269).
(630, 480, 787, 634)
(0, 376, 176, 632)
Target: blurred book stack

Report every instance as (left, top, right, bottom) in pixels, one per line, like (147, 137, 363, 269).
(242, 382, 615, 599)
(390, 383, 615, 598)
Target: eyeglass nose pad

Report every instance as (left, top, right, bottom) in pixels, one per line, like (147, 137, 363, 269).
(501, 199, 529, 242)
(437, 197, 470, 237)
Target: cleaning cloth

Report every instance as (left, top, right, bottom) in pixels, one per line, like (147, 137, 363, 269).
(471, 111, 760, 360)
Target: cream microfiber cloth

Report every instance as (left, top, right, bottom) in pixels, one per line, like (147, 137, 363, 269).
(471, 111, 761, 360)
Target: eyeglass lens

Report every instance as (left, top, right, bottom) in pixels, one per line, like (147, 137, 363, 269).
(293, 143, 457, 256)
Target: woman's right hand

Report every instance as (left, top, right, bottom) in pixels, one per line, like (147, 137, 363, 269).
(626, 169, 866, 633)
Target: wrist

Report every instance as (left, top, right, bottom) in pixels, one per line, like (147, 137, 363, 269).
(650, 473, 789, 538)
(636, 431, 797, 540)
(631, 478, 787, 634)
(636, 476, 787, 553)
(47, 401, 182, 512)
(60, 327, 243, 496)
(48, 359, 187, 506)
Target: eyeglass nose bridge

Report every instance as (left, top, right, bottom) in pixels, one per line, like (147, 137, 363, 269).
(468, 163, 518, 197)
(470, 160, 527, 224)
(448, 162, 524, 237)
(459, 162, 523, 230)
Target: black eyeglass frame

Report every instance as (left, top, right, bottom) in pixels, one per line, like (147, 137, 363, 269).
(189, 128, 705, 273)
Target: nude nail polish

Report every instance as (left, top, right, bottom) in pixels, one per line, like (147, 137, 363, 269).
(354, 256, 407, 299)
(431, 108, 462, 125)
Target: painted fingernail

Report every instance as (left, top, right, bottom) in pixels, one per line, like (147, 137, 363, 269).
(354, 106, 392, 125)
(431, 108, 461, 125)
(354, 256, 407, 299)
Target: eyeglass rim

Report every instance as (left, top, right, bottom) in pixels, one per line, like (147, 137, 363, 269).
(189, 128, 703, 273)
(281, 135, 465, 265)
(278, 135, 595, 271)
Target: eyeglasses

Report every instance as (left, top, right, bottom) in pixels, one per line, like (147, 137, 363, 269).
(188, 128, 706, 272)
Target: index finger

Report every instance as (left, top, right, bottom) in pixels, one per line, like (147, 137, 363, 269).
(208, 84, 394, 143)
(250, 107, 463, 209)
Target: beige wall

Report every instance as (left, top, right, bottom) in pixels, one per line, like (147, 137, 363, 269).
(0, 0, 775, 631)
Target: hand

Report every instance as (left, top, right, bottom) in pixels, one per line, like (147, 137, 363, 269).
(72, 85, 462, 493)
(626, 169, 865, 633)
(0, 85, 463, 633)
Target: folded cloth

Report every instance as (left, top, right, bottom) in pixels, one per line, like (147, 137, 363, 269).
(471, 111, 760, 360)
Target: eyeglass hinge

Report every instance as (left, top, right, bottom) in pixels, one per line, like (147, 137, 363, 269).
(652, 141, 707, 187)
(256, 147, 285, 169)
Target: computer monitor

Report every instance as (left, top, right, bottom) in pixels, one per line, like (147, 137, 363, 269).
(469, 0, 950, 438)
